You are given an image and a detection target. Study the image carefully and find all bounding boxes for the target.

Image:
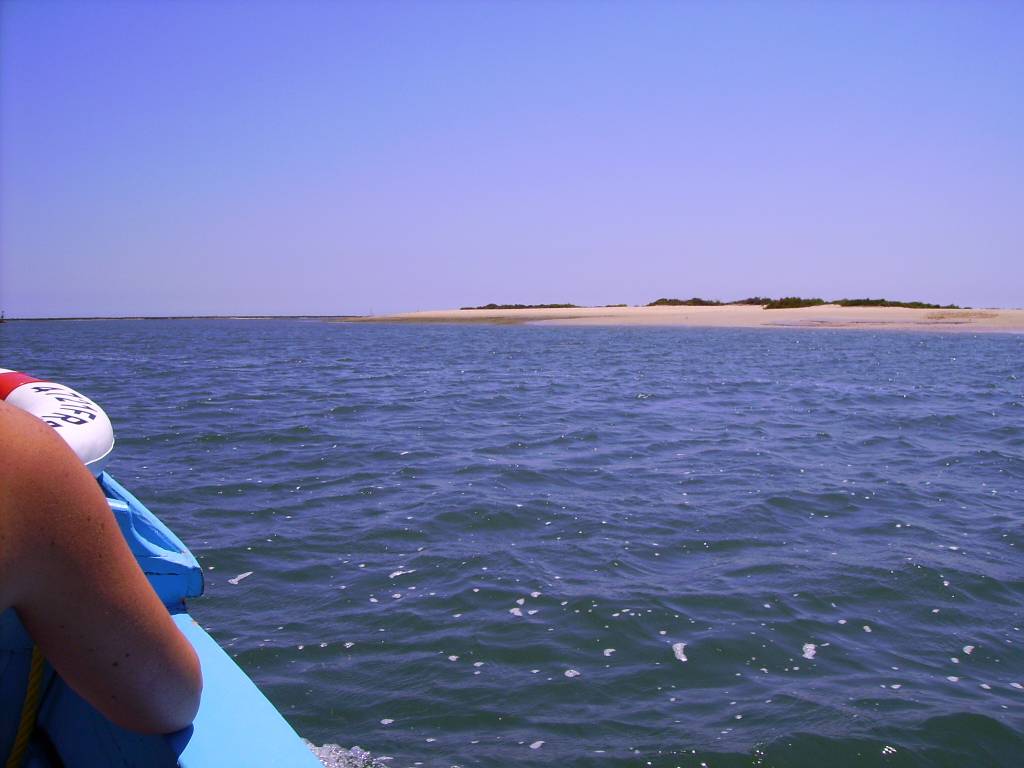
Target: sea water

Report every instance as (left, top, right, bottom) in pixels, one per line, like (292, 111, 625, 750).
(3, 319, 1023, 767)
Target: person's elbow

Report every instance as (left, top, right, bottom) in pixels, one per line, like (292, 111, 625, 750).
(114, 644, 203, 734)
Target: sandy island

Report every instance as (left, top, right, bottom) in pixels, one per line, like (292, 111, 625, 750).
(345, 305, 1024, 333)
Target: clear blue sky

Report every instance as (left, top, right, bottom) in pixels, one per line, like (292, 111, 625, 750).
(2, 1, 1021, 317)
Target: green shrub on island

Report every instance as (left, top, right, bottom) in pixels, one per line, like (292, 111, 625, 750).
(646, 297, 774, 307)
(459, 303, 579, 310)
(833, 298, 960, 309)
(763, 297, 826, 309)
(646, 297, 724, 307)
(763, 297, 959, 310)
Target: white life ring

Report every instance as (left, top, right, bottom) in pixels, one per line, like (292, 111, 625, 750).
(0, 368, 115, 476)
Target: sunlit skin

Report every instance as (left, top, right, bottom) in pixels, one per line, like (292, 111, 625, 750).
(0, 401, 202, 733)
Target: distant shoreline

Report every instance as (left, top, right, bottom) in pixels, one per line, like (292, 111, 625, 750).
(1, 314, 365, 322)
(5, 306, 1024, 333)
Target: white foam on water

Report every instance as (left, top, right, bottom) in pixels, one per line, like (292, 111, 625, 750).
(388, 569, 415, 579)
(509, 607, 523, 617)
(863, 625, 873, 633)
(838, 619, 847, 625)
(963, 645, 976, 655)
(228, 571, 253, 585)
(529, 741, 544, 750)
(516, 598, 526, 605)
(947, 676, 960, 682)
(473, 661, 484, 667)
(603, 648, 616, 657)
(951, 657, 960, 664)
(890, 684, 902, 689)
(564, 669, 581, 678)
(304, 741, 389, 768)
(672, 643, 688, 662)
(448, 655, 459, 661)
(531, 591, 541, 598)
(1011, 682, 1023, 690)
(344, 642, 355, 649)
(527, 609, 539, 615)
(802, 643, 817, 659)
(980, 683, 992, 690)
(380, 719, 394, 725)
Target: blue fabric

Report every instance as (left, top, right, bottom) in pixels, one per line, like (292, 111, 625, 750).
(0, 609, 34, 760)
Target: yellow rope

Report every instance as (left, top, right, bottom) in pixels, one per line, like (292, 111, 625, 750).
(5, 645, 45, 768)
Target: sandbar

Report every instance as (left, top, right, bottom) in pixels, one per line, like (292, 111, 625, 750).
(346, 305, 1024, 333)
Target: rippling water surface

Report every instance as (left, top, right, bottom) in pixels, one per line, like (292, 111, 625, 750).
(4, 320, 1024, 766)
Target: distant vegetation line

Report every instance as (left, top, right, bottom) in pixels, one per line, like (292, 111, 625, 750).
(647, 297, 772, 307)
(762, 297, 961, 309)
(834, 298, 961, 309)
(648, 297, 962, 309)
(760, 297, 825, 309)
(460, 303, 579, 310)
(461, 297, 962, 311)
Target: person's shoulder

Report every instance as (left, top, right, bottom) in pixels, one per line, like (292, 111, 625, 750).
(0, 402, 91, 595)
(0, 400, 72, 488)
(0, 403, 51, 603)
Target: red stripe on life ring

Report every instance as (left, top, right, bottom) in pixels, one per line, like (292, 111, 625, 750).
(0, 372, 43, 400)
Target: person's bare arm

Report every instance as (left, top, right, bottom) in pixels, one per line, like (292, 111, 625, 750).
(0, 401, 202, 733)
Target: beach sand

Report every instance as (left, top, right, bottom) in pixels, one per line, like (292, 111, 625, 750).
(345, 305, 1024, 333)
